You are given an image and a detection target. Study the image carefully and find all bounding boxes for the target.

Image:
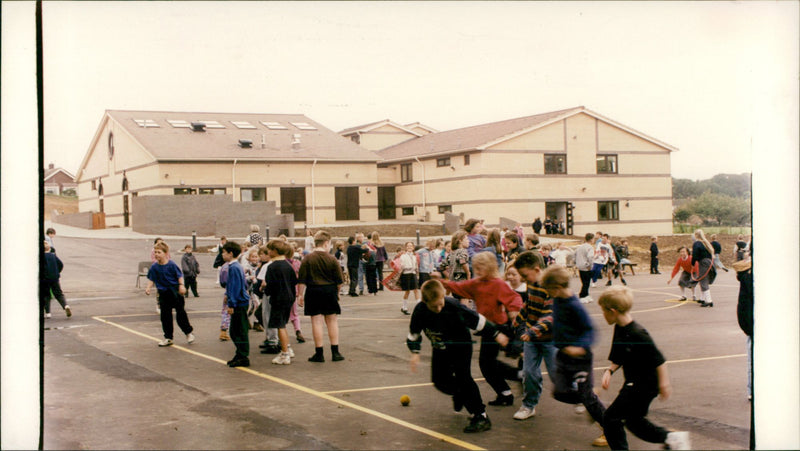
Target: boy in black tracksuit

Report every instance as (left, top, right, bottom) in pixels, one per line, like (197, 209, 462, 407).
(598, 286, 691, 450)
(407, 279, 509, 433)
(649, 237, 660, 274)
(41, 240, 72, 318)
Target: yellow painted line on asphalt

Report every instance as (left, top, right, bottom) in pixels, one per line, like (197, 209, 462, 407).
(323, 377, 488, 395)
(91, 315, 484, 451)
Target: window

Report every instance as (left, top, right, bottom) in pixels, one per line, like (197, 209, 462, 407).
(401, 163, 413, 182)
(402, 207, 414, 216)
(280, 187, 307, 222)
(108, 132, 114, 160)
(167, 120, 191, 128)
(91, 180, 96, 190)
(174, 188, 195, 195)
(436, 157, 451, 167)
(438, 205, 452, 214)
(544, 154, 567, 174)
(598, 201, 619, 221)
(260, 121, 288, 130)
(231, 121, 257, 129)
(198, 188, 226, 195)
(290, 122, 317, 131)
(201, 120, 225, 129)
(241, 187, 266, 202)
(464, 154, 470, 166)
(597, 155, 618, 174)
(133, 119, 159, 128)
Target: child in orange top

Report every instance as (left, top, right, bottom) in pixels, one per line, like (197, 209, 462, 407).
(437, 252, 523, 406)
(667, 247, 699, 302)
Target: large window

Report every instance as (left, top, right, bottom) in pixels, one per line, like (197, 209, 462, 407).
(544, 154, 567, 174)
(401, 207, 414, 216)
(438, 205, 452, 214)
(241, 187, 266, 202)
(198, 187, 226, 195)
(598, 201, 619, 221)
(280, 187, 306, 222)
(597, 154, 618, 174)
(436, 157, 451, 167)
(464, 154, 470, 166)
(401, 163, 413, 182)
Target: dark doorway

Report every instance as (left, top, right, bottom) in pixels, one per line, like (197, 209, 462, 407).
(378, 186, 396, 220)
(545, 202, 567, 233)
(335, 187, 360, 221)
(280, 187, 306, 222)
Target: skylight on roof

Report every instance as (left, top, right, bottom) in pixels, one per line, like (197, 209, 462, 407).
(290, 122, 317, 131)
(133, 119, 160, 128)
(260, 121, 288, 130)
(167, 120, 191, 128)
(231, 121, 257, 129)
(201, 120, 225, 129)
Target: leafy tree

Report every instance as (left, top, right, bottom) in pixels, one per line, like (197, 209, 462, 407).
(675, 192, 751, 225)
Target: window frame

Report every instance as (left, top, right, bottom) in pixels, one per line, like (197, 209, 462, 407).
(401, 207, 415, 216)
(400, 163, 413, 182)
(544, 153, 567, 174)
(198, 187, 226, 195)
(596, 154, 618, 174)
(436, 157, 451, 168)
(438, 205, 452, 214)
(597, 201, 620, 221)
(240, 187, 267, 202)
(464, 154, 470, 166)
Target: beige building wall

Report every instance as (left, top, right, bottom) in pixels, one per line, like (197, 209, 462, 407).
(489, 121, 565, 151)
(356, 124, 418, 151)
(598, 121, 667, 152)
(565, 113, 598, 175)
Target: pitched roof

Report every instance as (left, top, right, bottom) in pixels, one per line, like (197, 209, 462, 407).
(44, 166, 76, 182)
(404, 122, 439, 134)
(338, 119, 421, 137)
(104, 110, 381, 163)
(377, 106, 677, 162)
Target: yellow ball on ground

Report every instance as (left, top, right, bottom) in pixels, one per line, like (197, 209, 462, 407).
(400, 395, 411, 406)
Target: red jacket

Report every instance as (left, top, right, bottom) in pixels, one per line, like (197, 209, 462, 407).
(671, 256, 698, 279)
(442, 277, 522, 325)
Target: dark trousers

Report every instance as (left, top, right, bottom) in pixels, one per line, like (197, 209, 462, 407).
(650, 256, 659, 273)
(418, 272, 431, 289)
(376, 261, 385, 290)
(347, 265, 359, 294)
(365, 264, 378, 293)
(158, 288, 193, 339)
(552, 350, 606, 425)
(579, 270, 593, 298)
(184, 275, 199, 297)
(604, 385, 669, 450)
(229, 306, 250, 360)
(479, 336, 518, 396)
(40, 279, 67, 313)
(431, 346, 485, 416)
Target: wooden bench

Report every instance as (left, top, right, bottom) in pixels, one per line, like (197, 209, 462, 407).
(621, 263, 638, 275)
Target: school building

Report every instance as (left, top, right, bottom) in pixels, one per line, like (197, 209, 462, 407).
(73, 106, 676, 236)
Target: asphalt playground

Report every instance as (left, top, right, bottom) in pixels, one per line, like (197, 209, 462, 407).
(41, 231, 752, 450)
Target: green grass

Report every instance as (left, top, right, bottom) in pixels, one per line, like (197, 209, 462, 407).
(672, 224, 751, 235)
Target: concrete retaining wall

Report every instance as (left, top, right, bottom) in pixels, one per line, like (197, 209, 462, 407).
(52, 211, 95, 229)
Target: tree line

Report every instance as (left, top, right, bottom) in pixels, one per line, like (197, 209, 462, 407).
(672, 173, 751, 226)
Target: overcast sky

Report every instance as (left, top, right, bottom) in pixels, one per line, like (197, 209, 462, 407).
(40, 1, 797, 181)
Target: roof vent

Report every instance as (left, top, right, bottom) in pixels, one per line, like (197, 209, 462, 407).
(191, 122, 206, 132)
(239, 139, 253, 148)
(291, 134, 301, 151)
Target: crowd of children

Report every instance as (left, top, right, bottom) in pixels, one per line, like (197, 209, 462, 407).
(124, 221, 755, 449)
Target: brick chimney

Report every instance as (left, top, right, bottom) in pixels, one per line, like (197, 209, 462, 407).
(49, 163, 55, 169)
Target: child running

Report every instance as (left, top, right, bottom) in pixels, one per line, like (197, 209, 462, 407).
(180, 244, 200, 297)
(598, 286, 691, 450)
(667, 247, 698, 302)
(145, 241, 194, 347)
(264, 240, 299, 365)
(407, 279, 510, 433)
(509, 251, 556, 421)
(399, 242, 420, 314)
(436, 252, 522, 406)
(541, 265, 606, 432)
(41, 240, 72, 318)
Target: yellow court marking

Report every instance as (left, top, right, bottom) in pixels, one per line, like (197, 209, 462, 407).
(91, 315, 484, 451)
(587, 300, 689, 317)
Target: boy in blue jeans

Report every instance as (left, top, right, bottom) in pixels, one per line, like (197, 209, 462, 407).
(222, 242, 251, 367)
(598, 286, 691, 450)
(540, 265, 606, 431)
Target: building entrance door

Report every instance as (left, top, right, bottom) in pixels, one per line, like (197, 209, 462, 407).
(123, 195, 129, 227)
(378, 186, 396, 220)
(545, 202, 568, 233)
(335, 187, 360, 221)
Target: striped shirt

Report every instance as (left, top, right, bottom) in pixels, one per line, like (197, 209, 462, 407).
(512, 282, 553, 342)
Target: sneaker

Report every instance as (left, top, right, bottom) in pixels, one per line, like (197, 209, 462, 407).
(45, 313, 52, 319)
(700, 301, 714, 308)
(487, 394, 514, 406)
(287, 346, 295, 358)
(579, 296, 593, 304)
(252, 323, 265, 332)
(621, 279, 627, 286)
(296, 331, 306, 343)
(186, 333, 195, 344)
(331, 351, 345, 361)
(591, 434, 608, 447)
(665, 431, 691, 450)
(260, 345, 280, 354)
(219, 330, 230, 341)
(574, 404, 586, 414)
(678, 296, 687, 302)
(158, 338, 174, 347)
(605, 281, 612, 286)
(401, 308, 410, 315)
(463, 413, 492, 433)
(272, 352, 291, 365)
(591, 282, 596, 288)
(64, 306, 72, 317)
(513, 406, 536, 420)
(308, 353, 325, 363)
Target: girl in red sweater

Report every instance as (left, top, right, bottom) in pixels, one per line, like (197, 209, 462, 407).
(667, 246, 699, 301)
(438, 252, 523, 406)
